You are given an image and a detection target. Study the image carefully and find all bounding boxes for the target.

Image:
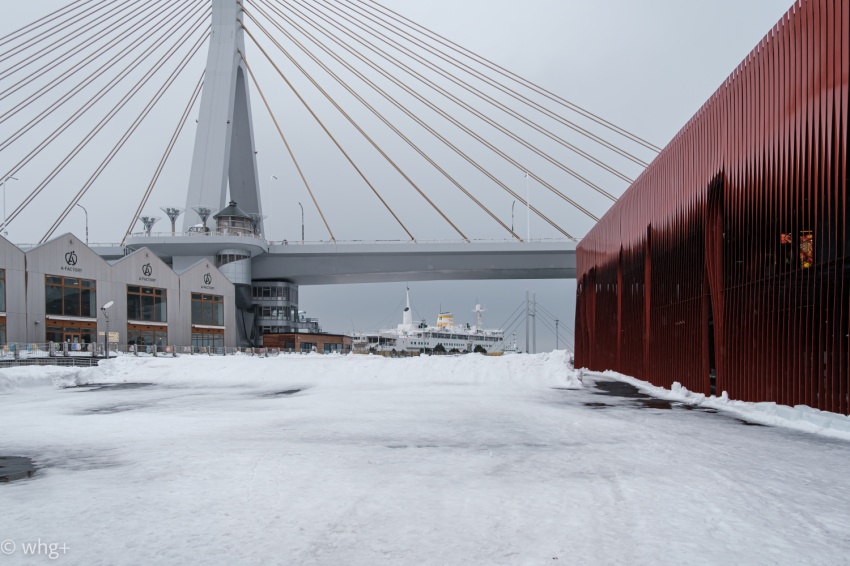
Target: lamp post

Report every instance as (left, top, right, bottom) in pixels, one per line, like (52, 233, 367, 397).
(75, 203, 88, 245)
(101, 300, 113, 359)
(298, 202, 304, 242)
(525, 172, 530, 242)
(2, 176, 18, 236)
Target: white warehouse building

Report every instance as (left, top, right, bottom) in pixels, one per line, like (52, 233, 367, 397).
(1, 233, 238, 349)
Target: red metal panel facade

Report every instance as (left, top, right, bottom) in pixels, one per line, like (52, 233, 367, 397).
(575, 0, 850, 414)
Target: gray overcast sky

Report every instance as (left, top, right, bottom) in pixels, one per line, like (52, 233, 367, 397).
(1, 0, 794, 351)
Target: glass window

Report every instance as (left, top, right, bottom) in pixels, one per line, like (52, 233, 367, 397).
(127, 286, 167, 322)
(192, 331, 223, 349)
(45, 275, 96, 318)
(191, 293, 225, 326)
(128, 328, 168, 347)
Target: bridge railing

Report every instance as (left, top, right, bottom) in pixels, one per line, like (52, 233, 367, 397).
(267, 237, 578, 246)
(126, 229, 267, 241)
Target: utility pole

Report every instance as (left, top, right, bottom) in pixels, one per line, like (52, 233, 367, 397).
(532, 291, 537, 354)
(555, 319, 560, 350)
(525, 290, 529, 354)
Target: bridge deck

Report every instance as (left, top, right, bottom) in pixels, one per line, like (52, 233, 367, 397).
(254, 240, 576, 284)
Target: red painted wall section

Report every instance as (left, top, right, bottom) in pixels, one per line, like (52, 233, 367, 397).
(575, 0, 850, 414)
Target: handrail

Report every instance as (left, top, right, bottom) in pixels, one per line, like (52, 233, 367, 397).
(268, 237, 578, 246)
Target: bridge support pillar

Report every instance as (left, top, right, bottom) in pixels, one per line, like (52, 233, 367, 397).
(184, 0, 263, 233)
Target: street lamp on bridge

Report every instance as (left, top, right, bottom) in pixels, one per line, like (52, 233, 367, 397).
(75, 203, 88, 245)
(298, 202, 304, 242)
(2, 176, 18, 236)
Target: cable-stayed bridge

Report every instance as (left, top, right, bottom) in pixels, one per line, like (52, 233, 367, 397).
(0, 0, 658, 344)
(0, 0, 656, 247)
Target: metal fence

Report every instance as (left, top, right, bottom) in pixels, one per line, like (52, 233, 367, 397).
(0, 342, 329, 360)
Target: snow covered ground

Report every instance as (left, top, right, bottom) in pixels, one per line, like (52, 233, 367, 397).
(1, 352, 849, 565)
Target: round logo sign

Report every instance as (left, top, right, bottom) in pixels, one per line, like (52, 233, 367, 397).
(203, 273, 212, 285)
(142, 263, 153, 277)
(65, 251, 78, 266)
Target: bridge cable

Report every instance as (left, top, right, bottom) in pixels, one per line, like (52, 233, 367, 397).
(0, 0, 98, 48)
(241, 24, 415, 241)
(291, 0, 603, 217)
(238, 52, 336, 242)
(535, 303, 576, 340)
(0, 0, 202, 122)
(312, 0, 630, 191)
(122, 72, 205, 246)
(0, 0, 140, 84)
(330, 0, 649, 169)
(0, 0, 173, 96)
(0, 20, 210, 232)
(250, 0, 520, 241)
(496, 301, 527, 332)
(357, 0, 662, 154)
(243, 13, 465, 241)
(263, 0, 579, 238)
(496, 315, 526, 351)
(245, 7, 471, 242)
(0, 0, 129, 66)
(0, 5, 210, 181)
(537, 316, 573, 350)
(43, 33, 210, 243)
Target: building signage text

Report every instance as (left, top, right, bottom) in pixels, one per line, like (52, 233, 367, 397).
(139, 263, 156, 282)
(61, 251, 82, 273)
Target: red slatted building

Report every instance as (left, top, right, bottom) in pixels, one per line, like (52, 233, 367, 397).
(575, 0, 849, 414)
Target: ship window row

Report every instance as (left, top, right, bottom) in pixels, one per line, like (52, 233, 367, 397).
(420, 332, 500, 342)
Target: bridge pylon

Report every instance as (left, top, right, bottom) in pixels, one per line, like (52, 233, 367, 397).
(183, 0, 263, 234)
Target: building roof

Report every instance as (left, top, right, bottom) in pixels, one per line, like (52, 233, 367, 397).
(213, 201, 251, 220)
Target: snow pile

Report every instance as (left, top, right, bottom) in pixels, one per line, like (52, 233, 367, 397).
(0, 350, 582, 392)
(0, 365, 90, 392)
(592, 369, 850, 441)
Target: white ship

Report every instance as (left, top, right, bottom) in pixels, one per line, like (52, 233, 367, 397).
(353, 290, 507, 354)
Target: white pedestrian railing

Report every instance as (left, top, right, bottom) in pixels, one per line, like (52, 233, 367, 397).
(0, 343, 358, 360)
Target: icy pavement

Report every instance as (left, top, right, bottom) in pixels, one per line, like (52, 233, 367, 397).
(1, 353, 849, 565)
